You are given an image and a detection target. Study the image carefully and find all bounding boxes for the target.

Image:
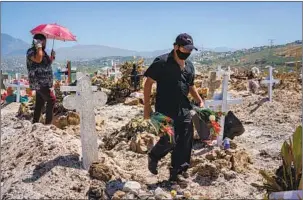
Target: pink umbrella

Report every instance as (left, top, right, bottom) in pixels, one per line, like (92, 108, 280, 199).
(30, 23, 76, 49)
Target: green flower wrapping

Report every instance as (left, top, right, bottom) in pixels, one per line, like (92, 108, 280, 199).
(149, 112, 175, 144)
(192, 105, 226, 139)
(192, 106, 225, 123)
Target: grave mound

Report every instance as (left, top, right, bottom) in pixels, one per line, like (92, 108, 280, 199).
(191, 147, 253, 180)
(103, 116, 158, 152)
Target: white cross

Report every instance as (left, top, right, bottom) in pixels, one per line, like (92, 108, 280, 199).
(216, 65, 225, 79)
(61, 72, 108, 170)
(260, 66, 279, 102)
(204, 73, 243, 146)
(4, 73, 29, 103)
(109, 60, 120, 82)
(60, 72, 98, 92)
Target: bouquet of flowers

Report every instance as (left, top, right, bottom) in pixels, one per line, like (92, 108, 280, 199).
(149, 112, 175, 144)
(192, 105, 225, 140)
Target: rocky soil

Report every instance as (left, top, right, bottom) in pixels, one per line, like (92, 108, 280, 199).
(0, 80, 301, 199)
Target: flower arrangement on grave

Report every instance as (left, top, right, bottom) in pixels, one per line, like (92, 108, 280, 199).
(149, 112, 175, 144)
(26, 88, 33, 97)
(192, 105, 226, 140)
(6, 87, 14, 96)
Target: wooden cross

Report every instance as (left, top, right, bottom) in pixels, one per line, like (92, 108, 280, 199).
(260, 66, 280, 102)
(204, 73, 243, 146)
(61, 72, 107, 170)
(206, 71, 221, 99)
(0, 70, 6, 90)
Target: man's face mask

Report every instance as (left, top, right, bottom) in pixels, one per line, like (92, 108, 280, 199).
(176, 47, 191, 60)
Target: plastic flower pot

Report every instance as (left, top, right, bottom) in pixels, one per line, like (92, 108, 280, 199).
(269, 190, 303, 200)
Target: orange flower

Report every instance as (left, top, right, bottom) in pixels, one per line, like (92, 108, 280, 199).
(211, 121, 221, 134)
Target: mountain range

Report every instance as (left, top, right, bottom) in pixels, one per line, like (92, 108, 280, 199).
(1, 33, 29, 56)
(1, 33, 236, 61)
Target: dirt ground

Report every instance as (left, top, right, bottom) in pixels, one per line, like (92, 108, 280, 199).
(1, 84, 301, 199)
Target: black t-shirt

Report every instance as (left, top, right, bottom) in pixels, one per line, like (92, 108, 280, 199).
(144, 50, 195, 120)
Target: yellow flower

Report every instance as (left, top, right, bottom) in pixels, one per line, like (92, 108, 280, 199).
(131, 122, 137, 129)
(171, 190, 177, 198)
(209, 115, 216, 121)
(184, 190, 191, 199)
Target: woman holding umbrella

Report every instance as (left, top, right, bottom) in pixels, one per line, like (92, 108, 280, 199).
(27, 33, 56, 124)
(27, 23, 76, 125)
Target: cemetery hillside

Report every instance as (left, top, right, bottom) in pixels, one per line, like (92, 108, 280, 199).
(1, 41, 302, 200)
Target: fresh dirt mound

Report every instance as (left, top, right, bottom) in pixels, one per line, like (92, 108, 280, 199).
(229, 78, 249, 91)
(102, 116, 158, 151)
(231, 89, 301, 127)
(1, 116, 90, 199)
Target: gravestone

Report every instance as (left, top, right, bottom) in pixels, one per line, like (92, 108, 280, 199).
(61, 72, 107, 170)
(204, 73, 243, 146)
(260, 66, 280, 102)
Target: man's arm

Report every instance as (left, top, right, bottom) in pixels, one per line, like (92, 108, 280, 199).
(143, 57, 161, 119)
(143, 77, 155, 119)
(189, 85, 204, 107)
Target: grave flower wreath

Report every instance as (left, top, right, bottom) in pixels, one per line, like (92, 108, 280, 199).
(149, 112, 175, 144)
(147, 108, 226, 145)
(192, 106, 226, 140)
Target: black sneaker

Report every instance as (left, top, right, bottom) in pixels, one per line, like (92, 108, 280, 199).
(169, 168, 179, 182)
(181, 171, 189, 179)
(169, 176, 188, 189)
(148, 156, 158, 175)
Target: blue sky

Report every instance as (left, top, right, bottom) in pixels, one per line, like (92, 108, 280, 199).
(1, 2, 302, 51)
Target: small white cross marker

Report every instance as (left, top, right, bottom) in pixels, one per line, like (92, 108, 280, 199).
(260, 66, 279, 102)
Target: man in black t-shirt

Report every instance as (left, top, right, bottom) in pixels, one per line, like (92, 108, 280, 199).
(144, 33, 204, 183)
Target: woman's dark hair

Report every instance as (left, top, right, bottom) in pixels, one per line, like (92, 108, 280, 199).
(32, 34, 46, 48)
(33, 34, 46, 41)
(31, 34, 50, 63)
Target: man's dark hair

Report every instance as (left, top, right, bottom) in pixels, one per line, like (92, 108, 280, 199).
(33, 34, 46, 41)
